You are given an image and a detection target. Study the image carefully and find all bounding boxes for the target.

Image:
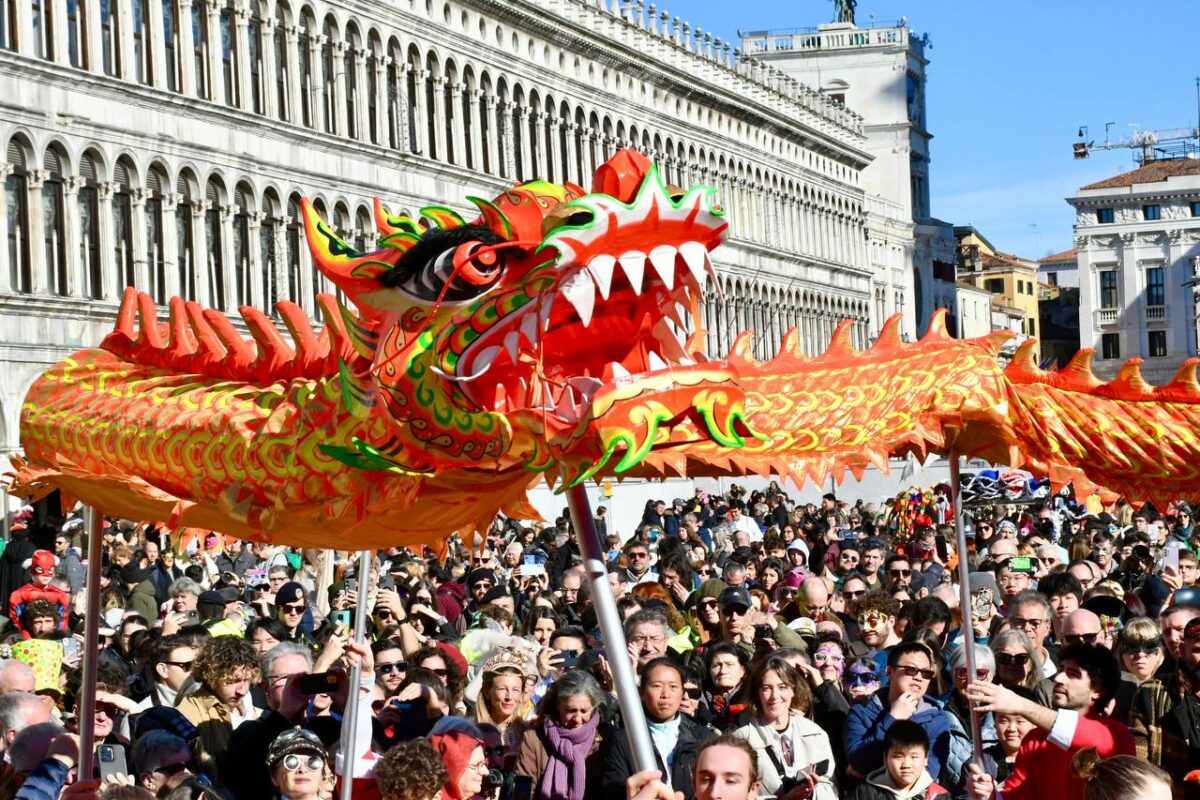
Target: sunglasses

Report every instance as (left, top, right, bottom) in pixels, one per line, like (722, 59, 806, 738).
(996, 652, 1031, 666)
(1121, 639, 1162, 654)
(377, 661, 408, 675)
(953, 668, 991, 680)
(628, 552, 649, 560)
(698, 599, 719, 609)
(845, 671, 879, 687)
(154, 762, 191, 778)
(684, 686, 703, 700)
(843, 589, 866, 599)
(280, 754, 325, 772)
(163, 660, 194, 671)
(472, 558, 492, 565)
(427, 667, 448, 677)
(889, 569, 912, 578)
(1184, 618, 1200, 642)
(1062, 632, 1100, 646)
(280, 603, 305, 615)
(894, 664, 935, 681)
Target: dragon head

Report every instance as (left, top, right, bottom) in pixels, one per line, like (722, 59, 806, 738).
(303, 150, 756, 483)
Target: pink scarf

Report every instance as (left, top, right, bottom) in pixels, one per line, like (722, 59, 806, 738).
(537, 713, 600, 800)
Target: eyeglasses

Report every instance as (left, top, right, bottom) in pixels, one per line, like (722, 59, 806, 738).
(163, 660, 194, 671)
(894, 664, 935, 681)
(843, 589, 866, 600)
(888, 569, 912, 578)
(266, 673, 294, 685)
(841, 554, 859, 562)
(698, 599, 718, 610)
(473, 558, 493, 565)
(1121, 639, 1162, 655)
(628, 552, 649, 560)
(845, 671, 879, 687)
(426, 667, 448, 677)
(377, 661, 408, 675)
(953, 668, 991, 680)
(153, 762, 191, 778)
(1062, 632, 1101, 646)
(996, 652, 1031, 667)
(280, 754, 326, 772)
(1009, 617, 1046, 630)
(630, 635, 666, 646)
(466, 761, 489, 774)
(813, 652, 845, 664)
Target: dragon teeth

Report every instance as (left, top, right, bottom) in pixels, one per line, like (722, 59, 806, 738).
(503, 331, 520, 363)
(561, 270, 595, 327)
(647, 350, 668, 371)
(611, 361, 630, 378)
(679, 356, 696, 366)
(619, 251, 646, 296)
(588, 254, 616, 300)
(679, 241, 708, 287)
(520, 313, 539, 349)
(473, 345, 500, 373)
(648, 245, 676, 290)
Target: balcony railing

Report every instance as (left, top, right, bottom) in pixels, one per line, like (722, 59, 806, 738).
(1145, 304, 1167, 323)
(1096, 308, 1118, 326)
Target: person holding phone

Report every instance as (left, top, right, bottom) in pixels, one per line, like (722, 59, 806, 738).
(733, 657, 837, 799)
(515, 670, 613, 800)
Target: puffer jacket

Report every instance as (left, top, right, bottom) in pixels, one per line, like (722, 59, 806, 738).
(844, 689, 956, 786)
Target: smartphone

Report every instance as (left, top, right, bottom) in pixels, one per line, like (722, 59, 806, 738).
(183, 610, 201, 626)
(298, 671, 339, 695)
(754, 624, 773, 640)
(378, 573, 396, 591)
(551, 650, 580, 669)
(512, 775, 534, 800)
(96, 744, 128, 781)
(1009, 556, 1032, 573)
(61, 637, 82, 664)
(523, 555, 537, 565)
(1164, 546, 1181, 571)
(331, 609, 352, 629)
(346, 578, 358, 595)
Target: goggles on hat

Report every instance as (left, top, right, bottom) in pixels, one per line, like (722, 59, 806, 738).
(1184, 617, 1200, 642)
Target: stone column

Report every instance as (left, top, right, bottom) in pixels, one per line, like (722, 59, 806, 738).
(175, 0, 195, 94)
(0, 164, 12, 294)
(581, 131, 596, 183)
(430, 75, 447, 161)
(467, 88, 483, 172)
(247, 210, 264, 308)
(96, 182, 117, 301)
(190, 201, 208, 304)
(62, 177, 82, 297)
(533, 111, 549, 178)
(25, 171, 47, 296)
(116, 0, 136, 79)
(272, 216, 288, 309)
(147, 0, 167, 85)
(330, 41, 346, 135)
(309, 35, 325, 130)
(234, 7, 251, 108)
(161, 192, 180, 298)
(259, 11, 277, 117)
(50, 0, 70, 64)
(483, 95, 499, 176)
(563, 123, 579, 185)
(218, 204, 236, 310)
(84, 0, 103, 74)
(296, 210, 314, 314)
(517, 106, 532, 180)
(549, 116, 563, 184)
(449, 82, 466, 166)
(206, 2, 222, 101)
(373, 54, 389, 145)
(409, 67, 428, 155)
(353, 46, 368, 140)
(14, 0, 34, 57)
(129, 187, 150, 293)
(284, 24, 301, 123)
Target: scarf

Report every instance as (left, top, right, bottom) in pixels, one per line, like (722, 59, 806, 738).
(538, 713, 600, 800)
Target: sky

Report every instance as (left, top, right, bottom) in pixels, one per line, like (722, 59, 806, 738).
(676, 0, 1200, 259)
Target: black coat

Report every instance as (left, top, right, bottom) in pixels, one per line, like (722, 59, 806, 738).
(220, 710, 341, 800)
(601, 713, 716, 800)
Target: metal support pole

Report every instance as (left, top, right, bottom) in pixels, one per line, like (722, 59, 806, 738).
(565, 483, 658, 773)
(338, 549, 372, 800)
(949, 452, 984, 764)
(77, 506, 105, 779)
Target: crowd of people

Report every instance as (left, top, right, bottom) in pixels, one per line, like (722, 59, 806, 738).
(0, 481, 1195, 800)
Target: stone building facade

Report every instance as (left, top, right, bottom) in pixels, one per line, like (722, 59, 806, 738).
(1, 0, 876, 453)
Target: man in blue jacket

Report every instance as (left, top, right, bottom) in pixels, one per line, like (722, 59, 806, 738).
(844, 641, 955, 786)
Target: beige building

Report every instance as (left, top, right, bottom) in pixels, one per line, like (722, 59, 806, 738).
(954, 225, 1040, 357)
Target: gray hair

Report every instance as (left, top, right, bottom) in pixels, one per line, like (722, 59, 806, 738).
(990, 628, 1044, 688)
(623, 609, 668, 639)
(10, 722, 64, 772)
(168, 577, 202, 598)
(131, 730, 189, 776)
(0, 693, 45, 743)
(1010, 590, 1051, 620)
(0, 659, 35, 693)
(723, 562, 747, 581)
(261, 641, 313, 679)
(950, 643, 995, 677)
(539, 669, 607, 722)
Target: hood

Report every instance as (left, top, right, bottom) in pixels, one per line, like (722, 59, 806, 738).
(864, 765, 935, 798)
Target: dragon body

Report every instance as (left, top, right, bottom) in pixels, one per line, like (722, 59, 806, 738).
(13, 150, 1200, 548)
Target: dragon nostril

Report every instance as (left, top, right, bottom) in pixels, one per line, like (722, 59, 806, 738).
(542, 204, 595, 237)
(665, 184, 686, 202)
(566, 210, 594, 227)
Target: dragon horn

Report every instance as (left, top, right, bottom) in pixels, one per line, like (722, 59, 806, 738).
(301, 197, 392, 304)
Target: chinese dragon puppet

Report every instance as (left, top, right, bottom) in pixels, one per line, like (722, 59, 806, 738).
(12, 150, 1200, 548)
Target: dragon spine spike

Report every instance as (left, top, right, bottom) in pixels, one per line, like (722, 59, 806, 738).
(203, 308, 257, 370)
(919, 308, 951, 343)
(822, 320, 856, 358)
(780, 327, 803, 358)
(1057, 349, 1103, 391)
(1005, 340, 1044, 381)
(167, 297, 199, 357)
(873, 314, 905, 350)
(113, 286, 139, 340)
(136, 291, 165, 349)
(185, 301, 227, 361)
(241, 305, 296, 371)
(1103, 358, 1153, 398)
(728, 331, 758, 367)
(275, 301, 326, 369)
(1160, 358, 1200, 401)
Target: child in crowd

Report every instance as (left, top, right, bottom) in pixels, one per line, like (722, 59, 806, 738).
(852, 720, 949, 800)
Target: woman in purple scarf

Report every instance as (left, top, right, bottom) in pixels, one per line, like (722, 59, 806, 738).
(515, 669, 611, 800)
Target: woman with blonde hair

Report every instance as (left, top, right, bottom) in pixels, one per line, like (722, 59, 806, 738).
(471, 649, 536, 754)
(1115, 616, 1164, 684)
(1070, 747, 1171, 800)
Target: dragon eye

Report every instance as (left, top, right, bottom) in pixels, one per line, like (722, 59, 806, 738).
(420, 240, 505, 303)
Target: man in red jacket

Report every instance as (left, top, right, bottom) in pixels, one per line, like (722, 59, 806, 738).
(8, 550, 70, 638)
(964, 644, 1134, 800)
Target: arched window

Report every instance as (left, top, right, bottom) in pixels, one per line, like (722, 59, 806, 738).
(220, 1, 239, 106)
(232, 184, 250, 305)
(145, 166, 167, 302)
(31, 0, 46, 59)
(285, 193, 301, 305)
(191, 0, 208, 98)
(320, 17, 334, 133)
(78, 151, 102, 299)
(353, 206, 370, 253)
(162, 0, 177, 90)
(174, 174, 195, 299)
(100, 0, 118, 75)
(260, 193, 278, 310)
(385, 46, 398, 149)
(1, 0, 12, 50)
(42, 148, 67, 296)
(204, 178, 225, 310)
(273, 2, 288, 120)
(423, 58, 437, 159)
(112, 160, 135, 292)
(247, 0, 262, 113)
(132, 0, 150, 83)
(343, 25, 358, 140)
(298, 12, 313, 127)
(365, 39, 378, 144)
(5, 139, 31, 293)
(67, 0, 85, 67)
